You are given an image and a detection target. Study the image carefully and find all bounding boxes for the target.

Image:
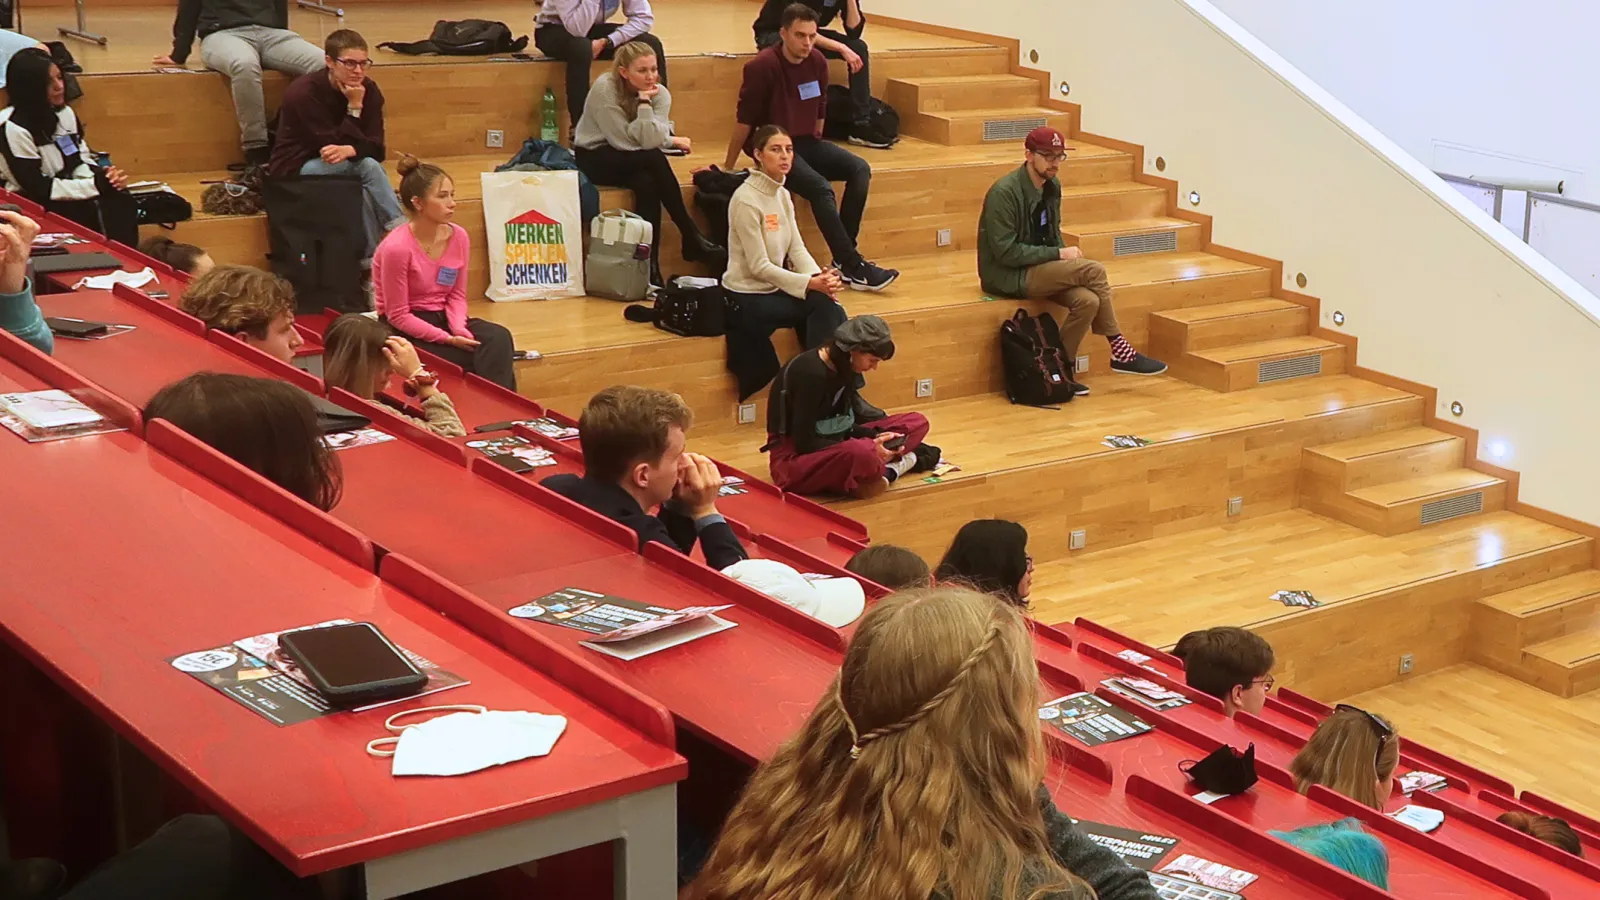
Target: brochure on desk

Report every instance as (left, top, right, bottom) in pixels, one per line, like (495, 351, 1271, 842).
(1069, 819, 1179, 871)
(168, 619, 467, 727)
(509, 587, 737, 660)
(1038, 692, 1152, 746)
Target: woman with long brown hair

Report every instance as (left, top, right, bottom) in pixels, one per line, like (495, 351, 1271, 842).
(322, 312, 465, 438)
(686, 586, 1157, 900)
(1290, 705, 1402, 810)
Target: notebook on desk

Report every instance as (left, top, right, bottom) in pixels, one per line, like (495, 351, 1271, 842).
(29, 252, 123, 274)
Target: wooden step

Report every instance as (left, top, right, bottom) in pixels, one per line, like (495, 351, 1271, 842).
(884, 74, 1042, 113)
(1523, 624, 1600, 697)
(1471, 571, 1600, 671)
(1327, 469, 1508, 536)
(1064, 217, 1205, 259)
(1174, 336, 1344, 393)
(1301, 426, 1465, 491)
(1057, 182, 1170, 223)
(1147, 298, 1308, 357)
(899, 106, 1075, 146)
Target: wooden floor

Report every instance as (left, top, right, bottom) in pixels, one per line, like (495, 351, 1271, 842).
(1344, 664, 1600, 821)
(17, 0, 981, 75)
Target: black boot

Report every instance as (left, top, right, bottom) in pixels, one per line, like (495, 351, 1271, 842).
(681, 229, 726, 271)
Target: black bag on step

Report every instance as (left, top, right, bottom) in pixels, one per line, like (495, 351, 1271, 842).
(1000, 308, 1075, 406)
(132, 189, 194, 228)
(624, 281, 731, 337)
(821, 85, 900, 144)
(378, 20, 528, 56)
(263, 174, 367, 314)
(692, 167, 750, 247)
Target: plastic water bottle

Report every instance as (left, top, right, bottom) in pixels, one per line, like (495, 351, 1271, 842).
(540, 88, 560, 143)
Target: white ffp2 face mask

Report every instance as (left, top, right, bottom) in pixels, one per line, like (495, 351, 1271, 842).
(366, 705, 568, 777)
(73, 267, 159, 291)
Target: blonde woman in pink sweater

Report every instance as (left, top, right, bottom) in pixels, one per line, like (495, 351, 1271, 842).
(372, 155, 517, 390)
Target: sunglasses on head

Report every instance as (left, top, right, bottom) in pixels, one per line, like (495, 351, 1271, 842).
(1334, 703, 1393, 771)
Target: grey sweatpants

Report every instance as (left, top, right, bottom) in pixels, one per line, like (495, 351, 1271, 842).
(200, 25, 325, 151)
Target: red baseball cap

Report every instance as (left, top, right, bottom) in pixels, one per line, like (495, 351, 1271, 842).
(1025, 126, 1066, 153)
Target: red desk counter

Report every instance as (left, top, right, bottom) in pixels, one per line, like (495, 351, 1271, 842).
(0, 349, 685, 898)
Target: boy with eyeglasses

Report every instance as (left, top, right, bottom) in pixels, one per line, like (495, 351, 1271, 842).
(977, 127, 1166, 395)
(154, 0, 326, 166)
(1173, 626, 1276, 717)
(267, 30, 404, 264)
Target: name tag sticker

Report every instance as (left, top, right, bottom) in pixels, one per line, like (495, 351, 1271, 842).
(1040, 210, 1049, 227)
(797, 80, 822, 101)
(764, 213, 780, 233)
(436, 266, 460, 287)
(53, 134, 78, 156)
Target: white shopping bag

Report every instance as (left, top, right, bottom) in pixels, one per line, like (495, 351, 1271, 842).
(481, 170, 585, 301)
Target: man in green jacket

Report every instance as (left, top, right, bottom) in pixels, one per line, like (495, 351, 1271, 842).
(978, 127, 1166, 393)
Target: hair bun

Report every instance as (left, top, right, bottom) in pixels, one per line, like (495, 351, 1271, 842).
(396, 154, 421, 177)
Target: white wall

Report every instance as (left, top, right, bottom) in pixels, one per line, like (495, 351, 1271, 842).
(870, 0, 1600, 524)
(1209, 0, 1595, 203)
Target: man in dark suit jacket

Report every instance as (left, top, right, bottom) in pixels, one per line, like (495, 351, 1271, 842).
(542, 385, 748, 570)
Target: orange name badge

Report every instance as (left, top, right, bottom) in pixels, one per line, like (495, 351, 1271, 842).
(763, 213, 780, 233)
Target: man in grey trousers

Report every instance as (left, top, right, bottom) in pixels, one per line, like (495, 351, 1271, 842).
(153, 0, 324, 166)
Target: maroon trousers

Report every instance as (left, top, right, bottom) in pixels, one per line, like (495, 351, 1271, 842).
(768, 412, 931, 496)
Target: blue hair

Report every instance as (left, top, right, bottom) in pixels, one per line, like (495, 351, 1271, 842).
(1270, 818, 1389, 890)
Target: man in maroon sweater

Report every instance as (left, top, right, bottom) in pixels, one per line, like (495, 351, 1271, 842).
(268, 29, 401, 262)
(720, 3, 896, 292)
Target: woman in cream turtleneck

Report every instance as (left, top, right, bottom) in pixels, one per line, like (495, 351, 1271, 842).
(721, 124, 848, 397)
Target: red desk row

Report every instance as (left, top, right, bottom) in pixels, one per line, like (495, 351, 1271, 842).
(0, 345, 684, 898)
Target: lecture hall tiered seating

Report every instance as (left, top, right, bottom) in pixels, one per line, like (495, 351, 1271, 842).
(3, 1, 1599, 897)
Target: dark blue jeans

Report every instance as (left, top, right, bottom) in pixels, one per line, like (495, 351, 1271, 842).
(725, 288, 848, 399)
(786, 136, 871, 268)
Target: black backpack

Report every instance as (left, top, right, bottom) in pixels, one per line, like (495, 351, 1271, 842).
(132, 189, 193, 229)
(692, 167, 750, 247)
(378, 20, 528, 56)
(263, 173, 368, 314)
(1000, 309, 1075, 406)
(624, 281, 731, 337)
(821, 85, 900, 144)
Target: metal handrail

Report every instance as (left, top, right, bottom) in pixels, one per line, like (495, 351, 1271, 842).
(1437, 172, 1504, 222)
(1523, 192, 1600, 243)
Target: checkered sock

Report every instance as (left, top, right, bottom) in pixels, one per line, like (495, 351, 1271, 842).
(1109, 334, 1138, 363)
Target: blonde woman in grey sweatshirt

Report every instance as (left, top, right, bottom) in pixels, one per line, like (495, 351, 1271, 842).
(721, 124, 848, 397)
(573, 41, 723, 284)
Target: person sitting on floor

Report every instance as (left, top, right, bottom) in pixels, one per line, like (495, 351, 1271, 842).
(1496, 812, 1584, 857)
(153, 0, 325, 167)
(844, 544, 931, 591)
(180, 265, 304, 363)
(1269, 819, 1389, 890)
(139, 235, 215, 276)
(723, 124, 847, 399)
(268, 29, 401, 265)
(182, 264, 305, 361)
(752, 0, 890, 149)
(536, 0, 666, 130)
(573, 40, 723, 287)
(374, 155, 518, 391)
(1290, 705, 1401, 811)
(1172, 626, 1276, 718)
(0, 48, 137, 246)
(934, 519, 1032, 607)
(684, 585, 1158, 900)
(542, 385, 748, 570)
(721, 4, 896, 292)
(764, 315, 935, 499)
(145, 372, 343, 511)
(0, 208, 49, 354)
(978, 126, 1166, 394)
(322, 313, 465, 439)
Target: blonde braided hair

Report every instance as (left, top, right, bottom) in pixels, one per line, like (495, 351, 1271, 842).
(839, 617, 1005, 759)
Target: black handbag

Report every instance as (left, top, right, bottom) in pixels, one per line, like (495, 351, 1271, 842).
(263, 173, 367, 314)
(132, 189, 194, 228)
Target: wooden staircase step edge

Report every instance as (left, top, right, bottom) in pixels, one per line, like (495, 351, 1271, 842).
(1151, 298, 1304, 324)
(1526, 626, 1600, 667)
(1479, 570, 1600, 616)
(1303, 425, 1461, 462)
(1189, 336, 1341, 365)
(887, 73, 1039, 86)
(1346, 470, 1506, 507)
(1063, 217, 1200, 237)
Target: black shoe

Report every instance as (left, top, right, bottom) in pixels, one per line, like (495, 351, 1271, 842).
(1110, 352, 1168, 376)
(1069, 378, 1091, 396)
(847, 121, 897, 149)
(1, 858, 68, 900)
(681, 231, 726, 265)
(911, 442, 941, 473)
(841, 259, 899, 292)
